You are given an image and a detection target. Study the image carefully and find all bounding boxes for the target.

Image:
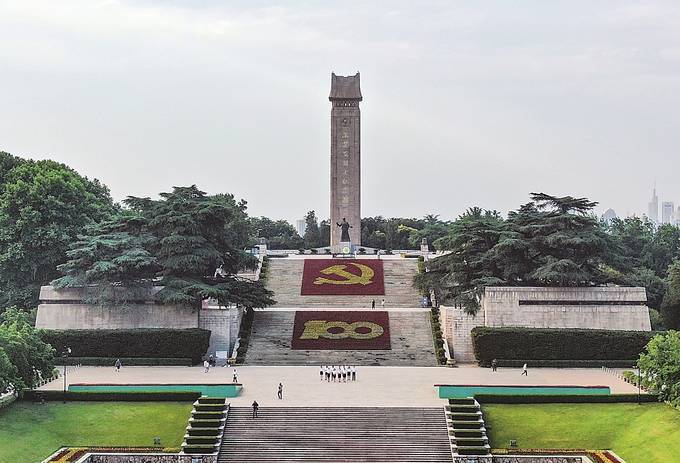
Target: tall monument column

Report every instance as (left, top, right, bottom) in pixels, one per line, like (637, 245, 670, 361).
(329, 72, 362, 249)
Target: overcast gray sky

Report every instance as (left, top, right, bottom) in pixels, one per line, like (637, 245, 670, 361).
(1, 0, 679, 224)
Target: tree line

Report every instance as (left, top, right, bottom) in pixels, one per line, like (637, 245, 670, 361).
(415, 193, 680, 330)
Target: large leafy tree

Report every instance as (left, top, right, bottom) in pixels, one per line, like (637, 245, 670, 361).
(303, 210, 322, 249)
(418, 194, 610, 313)
(507, 193, 608, 286)
(638, 331, 680, 407)
(249, 216, 303, 250)
(415, 207, 505, 313)
(661, 261, 680, 330)
(55, 186, 274, 310)
(0, 152, 115, 310)
(0, 307, 55, 393)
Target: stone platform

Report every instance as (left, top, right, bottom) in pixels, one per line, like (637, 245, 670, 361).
(244, 309, 437, 366)
(39, 365, 639, 408)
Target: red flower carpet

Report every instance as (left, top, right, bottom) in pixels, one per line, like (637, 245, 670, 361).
(300, 259, 385, 296)
(291, 311, 391, 350)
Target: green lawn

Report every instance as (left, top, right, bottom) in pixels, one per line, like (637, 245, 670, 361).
(483, 403, 680, 463)
(0, 401, 193, 463)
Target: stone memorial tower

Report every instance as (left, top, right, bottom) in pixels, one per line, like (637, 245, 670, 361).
(329, 72, 362, 249)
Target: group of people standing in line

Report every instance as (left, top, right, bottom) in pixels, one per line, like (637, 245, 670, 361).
(320, 365, 357, 382)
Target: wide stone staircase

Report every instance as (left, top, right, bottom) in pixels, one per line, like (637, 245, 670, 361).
(266, 257, 422, 308)
(217, 407, 452, 462)
(244, 310, 437, 366)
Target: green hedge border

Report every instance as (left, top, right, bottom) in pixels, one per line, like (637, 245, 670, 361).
(473, 393, 658, 404)
(472, 327, 659, 367)
(39, 328, 210, 364)
(54, 357, 192, 366)
(22, 390, 200, 402)
(494, 359, 638, 368)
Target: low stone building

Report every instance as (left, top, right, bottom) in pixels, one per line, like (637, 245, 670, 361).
(35, 285, 243, 357)
(440, 286, 652, 363)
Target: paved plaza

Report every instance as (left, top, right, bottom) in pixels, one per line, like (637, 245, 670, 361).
(41, 365, 639, 407)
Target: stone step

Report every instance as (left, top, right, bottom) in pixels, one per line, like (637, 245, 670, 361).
(218, 407, 452, 463)
(244, 310, 436, 366)
(265, 258, 423, 308)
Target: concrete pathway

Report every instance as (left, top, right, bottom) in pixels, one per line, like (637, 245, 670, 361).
(40, 365, 639, 407)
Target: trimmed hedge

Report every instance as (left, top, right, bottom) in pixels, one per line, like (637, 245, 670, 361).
(22, 390, 200, 402)
(55, 357, 192, 366)
(472, 327, 658, 366)
(494, 359, 638, 368)
(474, 393, 658, 404)
(235, 308, 254, 363)
(39, 328, 211, 364)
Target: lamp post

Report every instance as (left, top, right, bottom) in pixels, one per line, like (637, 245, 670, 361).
(637, 364, 641, 405)
(62, 347, 71, 404)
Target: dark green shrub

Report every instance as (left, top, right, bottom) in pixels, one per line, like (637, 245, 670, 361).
(55, 357, 192, 366)
(495, 359, 638, 368)
(39, 329, 211, 364)
(235, 308, 254, 363)
(22, 390, 200, 402)
(474, 393, 658, 404)
(471, 327, 658, 366)
(186, 427, 221, 436)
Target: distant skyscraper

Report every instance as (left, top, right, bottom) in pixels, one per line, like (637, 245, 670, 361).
(295, 218, 307, 237)
(647, 187, 659, 224)
(602, 208, 617, 223)
(662, 202, 675, 224)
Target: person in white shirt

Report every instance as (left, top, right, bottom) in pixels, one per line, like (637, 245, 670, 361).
(522, 363, 528, 376)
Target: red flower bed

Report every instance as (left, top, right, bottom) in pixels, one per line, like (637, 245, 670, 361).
(300, 259, 385, 295)
(291, 311, 391, 350)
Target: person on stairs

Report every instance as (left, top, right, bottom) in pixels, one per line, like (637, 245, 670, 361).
(277, 383, 283, 400)
(252, 400, 259, 418)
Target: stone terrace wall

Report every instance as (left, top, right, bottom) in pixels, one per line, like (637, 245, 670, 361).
(440, 305, 485, 363)
(483, 287, 651, 331)
(81, 454, 216, 463)
(35, 286, 197, 330)
(442, 286, 651, 364)
(453, 457, 585, 463)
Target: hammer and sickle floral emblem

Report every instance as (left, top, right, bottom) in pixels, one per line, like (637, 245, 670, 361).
(300, 320, 384, 340)
(313, 263, 374, 286)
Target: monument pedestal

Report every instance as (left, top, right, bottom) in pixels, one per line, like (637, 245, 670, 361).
(332, 241, 353, 256)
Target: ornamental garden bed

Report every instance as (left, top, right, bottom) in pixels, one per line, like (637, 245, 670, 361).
(300, 259, 385, 295)
(291, 310, 391, 350)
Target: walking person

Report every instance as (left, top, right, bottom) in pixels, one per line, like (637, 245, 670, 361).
(521, 363, 528, 376)
(325, 365, 330, 382)
(277, 383, 283, 400)
(491, 359, 498, 372)
(203, 359, 210, 373)
(320, 365, 324, 381)
(232, 368, 238, 383)
(114, 358, 122, 373)
(252, 400, 259, 418)
(371, 299, 376, 309)
(341, 366, 346, 382)
(381, 298, 386, 309)
(351, 365, 356, 381)
(332, 366, 337, 382)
